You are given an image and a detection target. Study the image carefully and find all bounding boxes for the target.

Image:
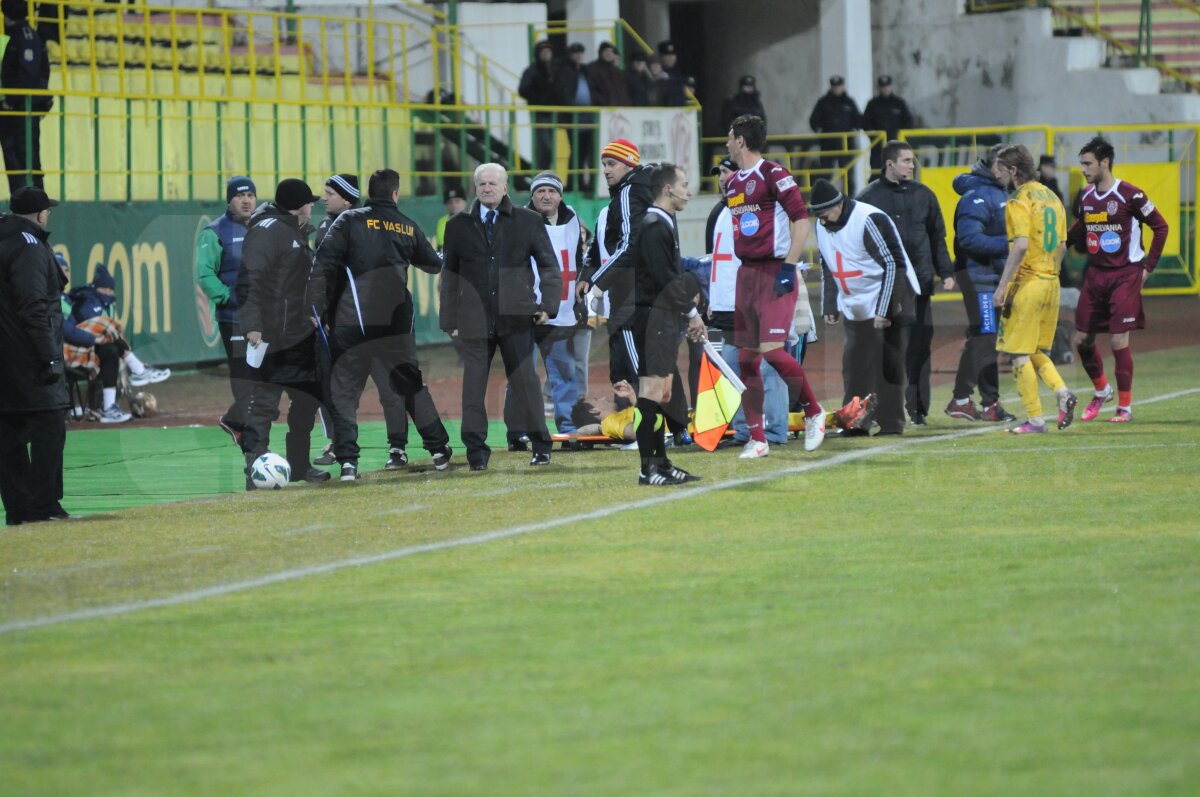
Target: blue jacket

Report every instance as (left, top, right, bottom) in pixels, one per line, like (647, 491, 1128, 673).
(952, 162, 1009, 291)
(61, 294, 95, 347)
(68, 284, 116, 325)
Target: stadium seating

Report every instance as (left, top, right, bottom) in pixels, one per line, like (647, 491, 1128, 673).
(1054, 0, 1200, 86)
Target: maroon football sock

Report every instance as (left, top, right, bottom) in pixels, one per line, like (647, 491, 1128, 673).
(1077, 341, 1107, 390)
(1113, 345, 1133, 405)
(738, 348, 766, 443)
(762, 347, 820, 417)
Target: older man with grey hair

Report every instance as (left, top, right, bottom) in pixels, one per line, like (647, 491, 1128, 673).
(440, 163, 562, 470)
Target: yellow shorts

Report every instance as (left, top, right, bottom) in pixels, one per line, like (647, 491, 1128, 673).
(997, 275, 1061, 356)
(601, 407, 636, 441)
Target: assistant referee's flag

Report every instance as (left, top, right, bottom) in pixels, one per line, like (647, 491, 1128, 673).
(692, 341, 746, 451)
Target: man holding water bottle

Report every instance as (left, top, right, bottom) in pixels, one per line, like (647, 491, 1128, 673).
(945, 143, 1016, 423)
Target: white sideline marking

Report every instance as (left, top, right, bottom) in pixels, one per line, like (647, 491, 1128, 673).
(3, 387, 1197, 636)
(887, 442, 1198, 457)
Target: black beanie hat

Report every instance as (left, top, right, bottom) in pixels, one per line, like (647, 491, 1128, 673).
(808, 179, 844, 212)
(226, 176, 256, 203)
(91, 265, 116, 291)
(275, 178, 319, 211)
(325, 173, 359, 204)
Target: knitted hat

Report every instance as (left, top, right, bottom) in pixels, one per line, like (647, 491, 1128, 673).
(808, 179, 844, 212)
(529, 171, 563, 195)
(275, 178, 319, 211)
(226, 176, 256, 203)
(600, 139, 640, 167)
(710, 157, 735, 175)
(325, 173, 360, 204)
(91, 264, 116, 291)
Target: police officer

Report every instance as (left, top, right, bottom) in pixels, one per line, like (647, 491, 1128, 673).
(0, 186, 70, 524)
(862, 75, 914, 170)
(308, 168, 452, 481)
(196, 176, 257, 444)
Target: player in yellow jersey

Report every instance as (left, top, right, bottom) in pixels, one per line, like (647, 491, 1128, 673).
(991, 144, 1077, 434)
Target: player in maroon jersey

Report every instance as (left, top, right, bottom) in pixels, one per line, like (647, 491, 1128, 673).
(1066, 136, 1169, 423)
(725, 114, 824, 458)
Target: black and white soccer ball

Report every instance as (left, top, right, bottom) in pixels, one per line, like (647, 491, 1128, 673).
(250, 452, 290, 490)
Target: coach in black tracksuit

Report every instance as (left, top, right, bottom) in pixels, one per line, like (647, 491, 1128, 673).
(237, 178, 330, 486)
(440, 163, 560, 470)
(857, 140, 954, 424)
(0, 187, 69, 524)
(577, 154, 654, 396)
(308, 169, 451, 478)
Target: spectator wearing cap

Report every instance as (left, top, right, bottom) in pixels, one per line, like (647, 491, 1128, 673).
(649, 42, 687, 106)
(624, 50, 652, 106)
(1036, 154, 1065, 207)
(809, 75, 863, 194)
(587, 41, 631, 107)
(309, 168, 452, 480)
(196, 175, 258, 444)
(435, 185, 467, 252)
(237, 178, 331, 488)
(812, 178, 919, 436)
(523, 170, 585, 436)
(554, 42, 598, 192)
(519, 40, 560, 171)
(862, 75, 914, 170)
(0, 186, 71, 524)
(720, 75, 766, 135)
(1, 0, 52, 193)
(657, 40, 681, 79)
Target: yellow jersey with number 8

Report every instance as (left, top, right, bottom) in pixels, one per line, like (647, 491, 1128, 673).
(1006, 181, 1067, 279)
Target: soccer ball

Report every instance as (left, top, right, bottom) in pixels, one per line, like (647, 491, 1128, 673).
(250, 452, 291, 490)
(129, 391, 157, 418)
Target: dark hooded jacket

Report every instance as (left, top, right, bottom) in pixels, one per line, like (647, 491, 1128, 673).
(579, 164, 654, 328)
(952, 161, 1009, 292)
(67, 283, 115, 324)
(857, 175, 953, 294)
(236, 203, 317, 382)
(0, 213, 68, 411)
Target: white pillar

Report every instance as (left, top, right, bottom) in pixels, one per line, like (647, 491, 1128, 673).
(566, 0, 621, 56)
(819, 0, 873, 186)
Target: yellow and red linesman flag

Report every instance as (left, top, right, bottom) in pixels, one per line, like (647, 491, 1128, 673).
(692, 341, 746, 451)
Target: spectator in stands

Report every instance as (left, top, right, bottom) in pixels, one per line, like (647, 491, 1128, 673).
(196, 176, 257, 444)
(518, 40, 558, 172)
(555, 43, 597, 192)
(238, 178, 331, 488)
(946, 143, 1016, 424)
(625, 50, 652, 106)
(862, 75, 914, 171)
(1037, 154, 1065, 206)
(587, 41, 631, 107)
(434, 185, 467, 252)
(857, 140, 955, 425)
(809, 76, 862, 194)
(0, 0, 51, 193)
(0, 186, 69, 525)
(63, 262, 170, 423)
(645, 56, 685, 107)
(657, 40, 683, 80)
(720, 75, 766, 134)
(440, 163, 561, 470)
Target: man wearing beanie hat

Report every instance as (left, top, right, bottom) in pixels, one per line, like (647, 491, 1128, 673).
(0, 185, 71, 524)
(577, 138, 653, 407)
(237, 178, 331, 487)
(196, 175, 258, 443)
(524, 171, 586, 437)
(811, 177, 920, 436)
(309, 168, 452, 480)
(518, 40, 558, 171)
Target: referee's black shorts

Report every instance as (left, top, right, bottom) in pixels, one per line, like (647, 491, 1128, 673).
(633, 307, 683, 378)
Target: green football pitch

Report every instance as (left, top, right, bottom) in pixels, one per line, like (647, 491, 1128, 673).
(2, 346, 1199, 796)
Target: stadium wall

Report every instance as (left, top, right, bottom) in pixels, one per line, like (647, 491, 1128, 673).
(871, 0, 1200, 128)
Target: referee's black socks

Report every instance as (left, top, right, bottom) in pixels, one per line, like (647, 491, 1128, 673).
(636, 397, 661, 466)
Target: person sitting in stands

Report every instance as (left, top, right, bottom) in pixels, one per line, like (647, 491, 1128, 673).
(64, 262, 169, 421)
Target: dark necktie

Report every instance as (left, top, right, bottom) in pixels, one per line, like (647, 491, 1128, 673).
(485, 209, 496, 245)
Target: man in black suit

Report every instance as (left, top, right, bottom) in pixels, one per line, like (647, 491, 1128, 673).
(440, 163, 562, 470)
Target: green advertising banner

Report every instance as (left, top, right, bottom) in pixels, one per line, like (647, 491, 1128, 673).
(22, 194, 611, 365)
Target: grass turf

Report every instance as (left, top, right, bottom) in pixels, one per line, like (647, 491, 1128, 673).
(1, 346, 1198, 795)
